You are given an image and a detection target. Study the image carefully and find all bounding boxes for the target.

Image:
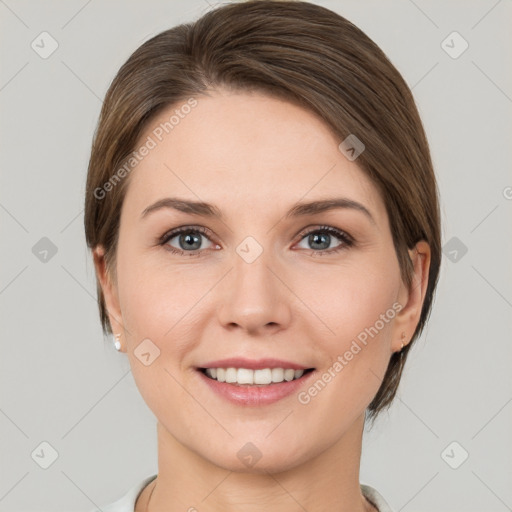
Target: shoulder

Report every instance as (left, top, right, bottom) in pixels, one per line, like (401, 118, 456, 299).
(88, 474, 158, 512)
(360, 483, 394, 512)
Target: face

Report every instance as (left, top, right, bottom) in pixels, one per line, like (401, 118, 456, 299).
(96, 88, 427, 473)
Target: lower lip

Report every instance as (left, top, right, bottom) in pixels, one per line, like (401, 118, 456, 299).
(197, 369, 315, 406)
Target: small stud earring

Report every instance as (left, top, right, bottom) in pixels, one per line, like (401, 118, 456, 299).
(400, 332, 406, 351)
(113, 333, 121, 351)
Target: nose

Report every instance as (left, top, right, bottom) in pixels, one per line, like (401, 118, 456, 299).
(216, 248, 292, 335)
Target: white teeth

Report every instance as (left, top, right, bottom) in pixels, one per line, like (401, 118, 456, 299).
(254, 369, 272, 384)
(205, 368, 216, 379)
(225, 367, 237, 383)
(203, 367, 308, 385)
(237, 368, 254, 384)
(284, 369, 295, 381)
(271, 368, 284, 382)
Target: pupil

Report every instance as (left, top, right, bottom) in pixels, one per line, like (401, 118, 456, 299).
(310, 233, 329, 250)
(180, 233, 201, 250)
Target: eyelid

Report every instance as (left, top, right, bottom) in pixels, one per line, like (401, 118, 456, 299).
(294, 224, 354, 244)
(158, 225, 216, 245)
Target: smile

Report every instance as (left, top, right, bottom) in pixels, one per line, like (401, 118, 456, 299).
(199, 367, 315, 386)
(196, 366, 317, 406)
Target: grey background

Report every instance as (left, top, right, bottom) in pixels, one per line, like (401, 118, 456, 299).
(1, 1, 511, 511)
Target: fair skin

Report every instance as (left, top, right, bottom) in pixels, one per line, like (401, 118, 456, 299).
(94, 88, 430, 512)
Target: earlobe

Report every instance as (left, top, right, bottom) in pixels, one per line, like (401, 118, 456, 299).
(113, 333, 122, 351)
(92, 245, 124, 339)
(392, 241, 431, 353)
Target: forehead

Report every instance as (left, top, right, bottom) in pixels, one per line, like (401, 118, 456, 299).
(121, 89, 387, 222)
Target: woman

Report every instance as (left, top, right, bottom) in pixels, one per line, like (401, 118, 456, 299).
(85, 1, 441, 511)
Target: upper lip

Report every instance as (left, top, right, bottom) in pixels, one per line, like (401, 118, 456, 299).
(197, 358, 313, 371)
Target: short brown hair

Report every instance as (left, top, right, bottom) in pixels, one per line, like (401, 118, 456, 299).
(84, 0, 441, 421)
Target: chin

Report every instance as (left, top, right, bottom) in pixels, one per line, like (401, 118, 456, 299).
(202, 438, 311, 475)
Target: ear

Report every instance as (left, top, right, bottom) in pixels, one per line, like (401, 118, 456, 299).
(392, 240, 431, 353)
(92, 245, 125, 350)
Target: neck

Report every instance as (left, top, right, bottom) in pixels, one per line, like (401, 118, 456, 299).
(138, 413, 375, 512)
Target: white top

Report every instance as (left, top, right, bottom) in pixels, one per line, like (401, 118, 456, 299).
(89, 474, 394, 512)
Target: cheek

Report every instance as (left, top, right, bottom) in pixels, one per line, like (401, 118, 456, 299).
(303, 253, 401, 348)
(115, 254, 205, 419)
(117, 248, 207, 339)
(313, 260, 400, 394)
(299, 254, 401, 407)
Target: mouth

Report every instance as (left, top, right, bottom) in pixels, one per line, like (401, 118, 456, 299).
(197, 367, 315, 386)
(194, 357, 317, 405)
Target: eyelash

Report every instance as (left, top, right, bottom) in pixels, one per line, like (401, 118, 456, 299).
(158, 225, 354, 257)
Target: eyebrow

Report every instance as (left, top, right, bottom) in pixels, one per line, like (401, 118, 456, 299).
(140, 197, 375, 224)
